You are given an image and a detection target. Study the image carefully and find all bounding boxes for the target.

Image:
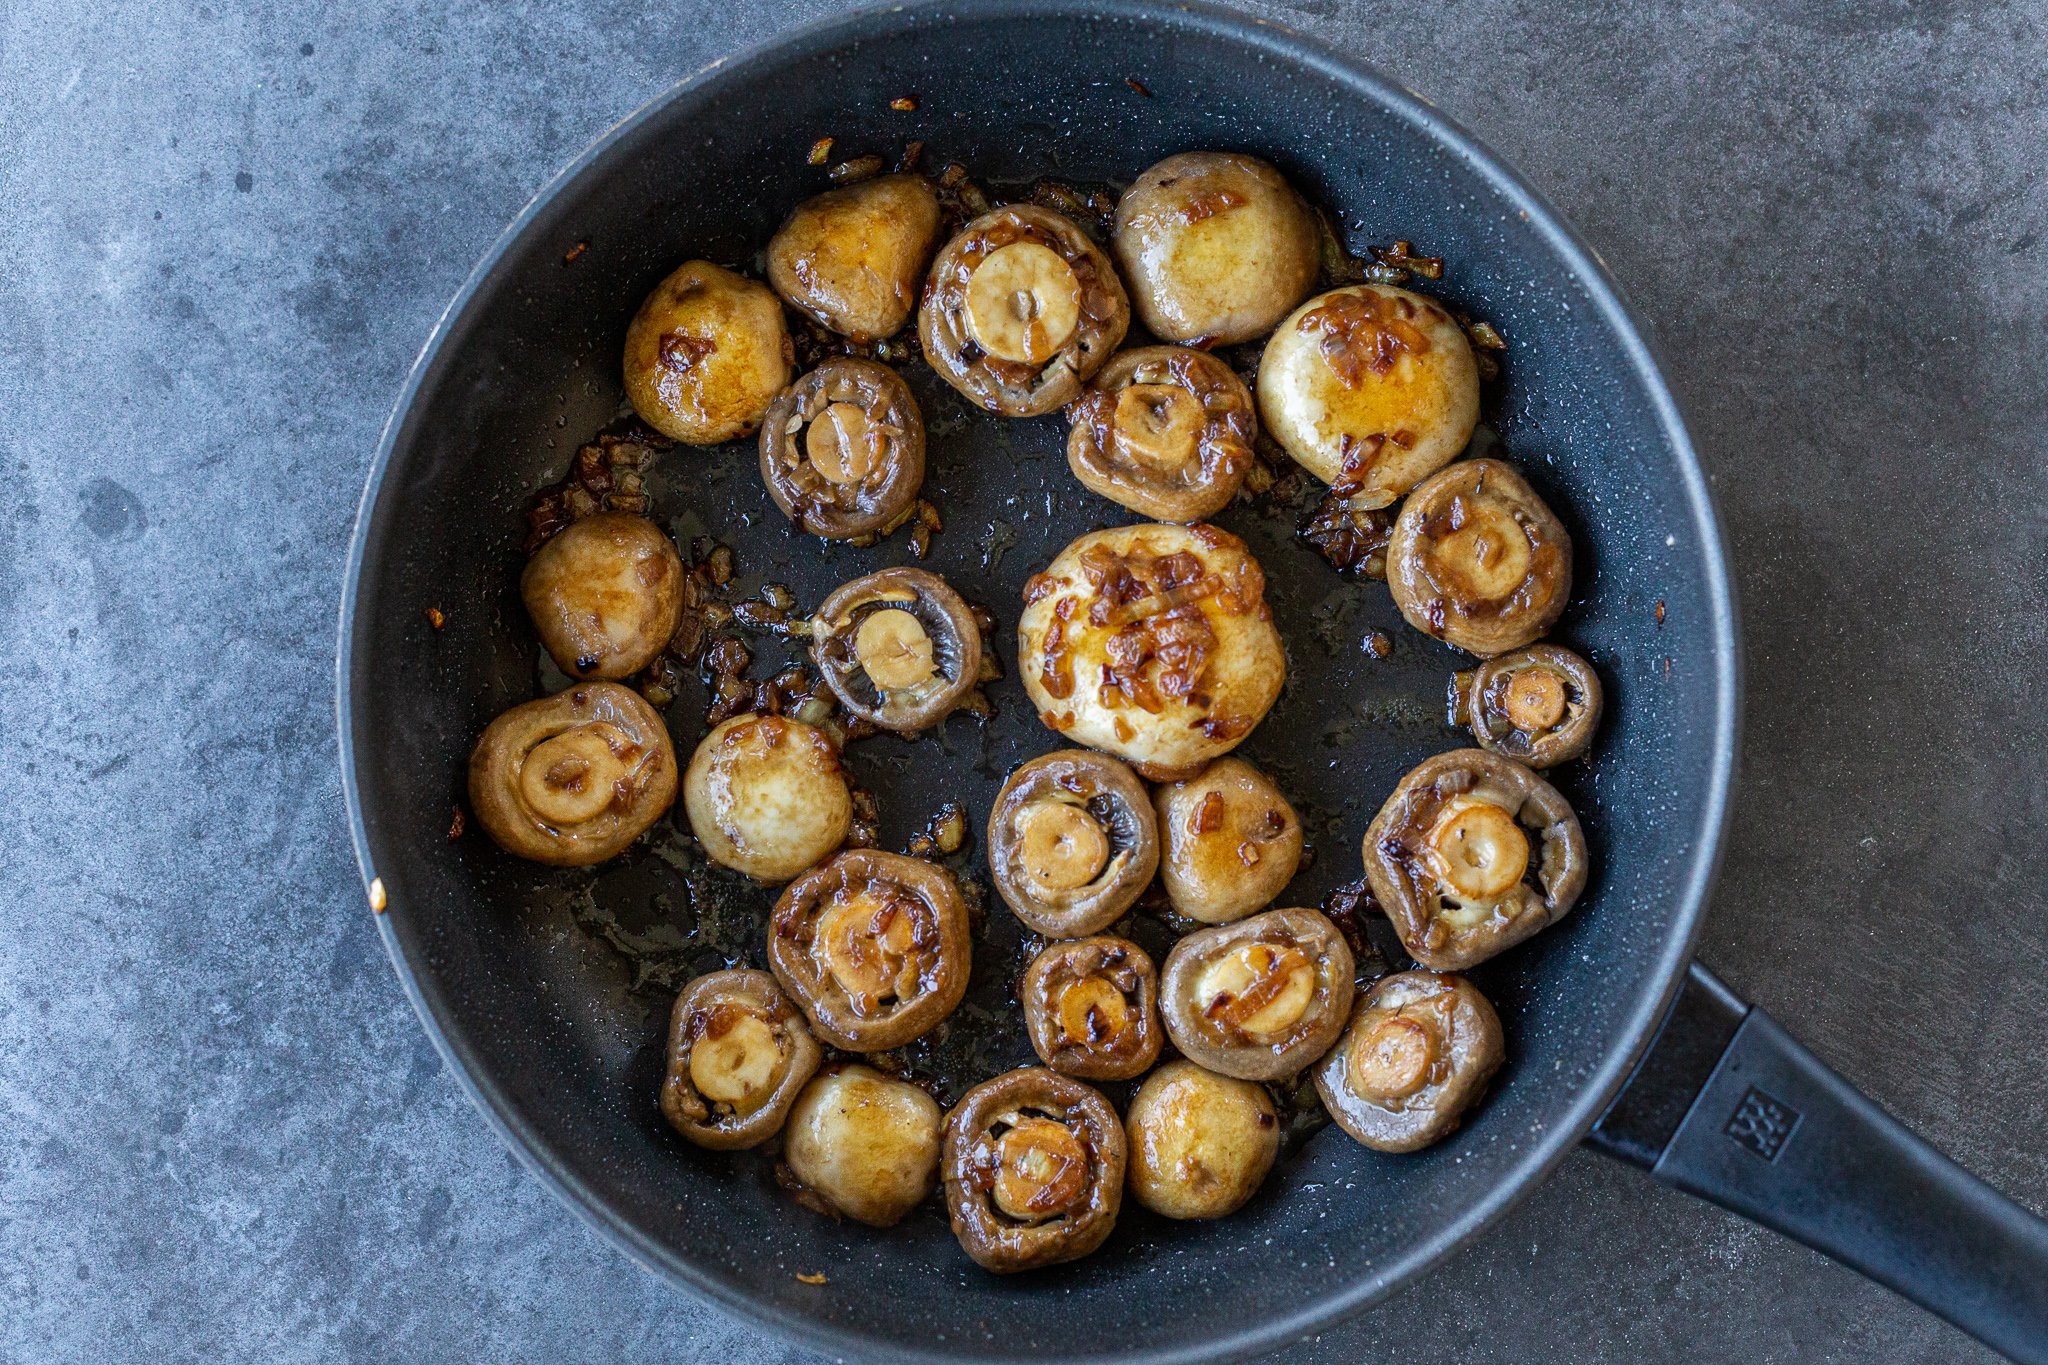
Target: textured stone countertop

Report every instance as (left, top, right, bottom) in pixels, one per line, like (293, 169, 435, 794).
(3, 0, 2043, 1360)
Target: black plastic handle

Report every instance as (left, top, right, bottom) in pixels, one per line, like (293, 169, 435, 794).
(1588, 962, 2048, 1363)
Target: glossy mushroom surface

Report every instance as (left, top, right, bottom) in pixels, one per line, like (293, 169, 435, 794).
(659, 969, 821, 1151)
(1124, 1060, 1280, 1219)
(1019, 935, 1161, 1080)
(520, 512, 684, 680)
(1314, 971, 1503, 1153)
(768, 850, 971, 1051)
(1153, 757, 1303, 924)
(1018, 523, 1285, 780)
(758, 357, 926, 540)
(1064, 345, 1256, 523)
(1453, 643, 1603, 767)
(766, 173, 943, 341)
(1158, 907, 1354, 1081)
(1112, 151, 1320, 347)
(782, 1064, 944, 1227)
(1362, 748, 1587, 971)
(467, 682, 678, 867)
(942, 1067, 1125, 1273)
(682, 714, 852, 883)
(1256, 283, 1479, 508)
(1387, 459, 1573, 658)
(623, 260, 793, 445)
(811, 567, 982, 733)
(919, 204, 1129, 417)
(986, 750, 1158, 937)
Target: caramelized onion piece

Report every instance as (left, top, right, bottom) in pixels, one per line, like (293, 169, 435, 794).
(1159, 907, 1353, 1081)
(1314, 971, 1503, 1152)
(1020, 935, 1161, 1080)
(1386, 459, 1573, 658)
(1065, 346, 1256, 523)
(1125, 1060, 1280, 1219)
(987, 750, 1158, 937)
(624, 260, 792, 444)
(659, 969, 820, 1150)
(811, 567, 982, 733)
(759, 358, 926, 540)
(468, 682, 677, 866)
(942, 1068, 1125, 1272)
(1460, 643, 1603, 767)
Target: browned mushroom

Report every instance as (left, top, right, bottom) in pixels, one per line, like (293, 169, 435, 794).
(682, 714, 852, 883)
(919, 205, 1130, 417)
(1386, 459, 1573, 658)
(766, 173, 943, 342)
(467, 682, 678, 866)
(1064, 345, 1256, 523)
(1158, 907, 1354, 1081)
(623, 260, 793, 444)
(942, 1067, 1125, 1273)
(1362, 748, 1587, 971)
(986, 750, 1158, 937)
(1019, 936, 1161, 1080)
(758, 358, 926, 540)
(1314, 970, 1503, 1153)
(810, 567, 982, 733)
(768, 850, 970, 1051)
(1451, 643, 1603, 767)
(1124, 1060, 1280, 1219)
(520, 512, 684, 681)
(782, 1063, 944, 1226)
(658, 969, 821, 1151)
(1153, 757, 1303, 924)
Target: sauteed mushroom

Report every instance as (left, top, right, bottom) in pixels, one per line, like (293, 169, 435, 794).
(987, 750, 1158, 937)
(1452, 643, 1603, 767)
(1020, 936, 1161, 1080)
(766, 173, 943, 341)
(783, 1063, 944, 1227)
(811, 567, 982, 733)
(1064, 345, 1256, 523)
(659, 969, 821, 1151)
(1153, 757, 1303, 924)
(1314, 970, 1503, 1153)
(1124, 1060, 1280, 1220)
(1159, 907, 1354, 1081)
(768, 850, 970, 1051)
(1387, 459, 1573, 657)
(468, 682, 678, 866)
(942, 1067, 1125, 1273)
(520, 512, 684, 680)
(1256, 283, 1479, 508)
(758, 357, 925, 540)
(1362, 748, 1587, 971)
(683, 714, 852, 883)
(919, 204, 1130, 417)
(624, 260, 793, 444)
(1112, 151, 1320, 347)
(1018, 523, 1285, 781)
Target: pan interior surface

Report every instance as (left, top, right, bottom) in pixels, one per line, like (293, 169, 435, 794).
(340, 4, 1735, 1361)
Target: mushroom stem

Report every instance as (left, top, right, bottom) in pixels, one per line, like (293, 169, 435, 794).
(1424, 796, 1530, 902)
(965, 242, 1080, 364)
(854, 608, 938, 691)
(1503, 667, 1568, 731)
(1018, 801, 1111, 891)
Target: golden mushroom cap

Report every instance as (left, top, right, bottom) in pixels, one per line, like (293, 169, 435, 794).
(624, 260, 792, 445)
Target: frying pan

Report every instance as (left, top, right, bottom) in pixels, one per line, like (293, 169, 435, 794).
(335, 2, 2048, 1360)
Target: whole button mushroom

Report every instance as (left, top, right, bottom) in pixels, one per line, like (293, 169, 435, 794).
(682, 713, 852, 883)
(1019, 935, 1162, 1080)
(1451, 643, 1603, 768)
(624, 260, 793, 445)
(919, 205, 1130, 417)
(1153, 757, 1304, 924)
(810, 567, 982, 734)
(1064, 345, 1257, 523)
(1387, 459, 1573, 657)
(766, 173, 944, 342)
(1018, 523, 1286, 781)
(768, 850, 971, 1051)
(942, 1067, 1126, 1273)
(659, 969, 821, 1151)
(467, 682, 678, 867)
(782, 1063, 944, 1227)
(1124, 1060, 1281, 1220)
(986, 750, 1159, 937)
(1112, 151, 1321, 347)
(1159, 907, 1354, 1082)
(520, 512, 684, 680)
(1256, 283, 1479, 509)
(1363, 748, 1587, 971)
(758, 357, 926, 540)
(1314, 971, 1504, 1153)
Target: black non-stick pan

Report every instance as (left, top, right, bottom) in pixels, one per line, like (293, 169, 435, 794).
(336, 2, 2048, 1360)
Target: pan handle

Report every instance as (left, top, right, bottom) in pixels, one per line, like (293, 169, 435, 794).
(1585, 962, 2048, 1364)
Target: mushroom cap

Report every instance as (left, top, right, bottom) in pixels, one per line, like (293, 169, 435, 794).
(520, 512, 685, 681)
(1158, 906, 1355, 1081)
(1153, 757, 1304, 924)
(1112, 151, 1321, 347)
(1019, 935, 1162, 1080)
(1017, 522, 1285, 781)
(783, 1064, 944, 1227)
(682, 713, 852, 883)
(1362, 747, 1587, 971)
(1125, 1059, 1281, 1219)
(1463, 643, 1603, 767)
(759, 357, 926, 540)
(1314, 970, 1503, 1153)
(624, 260, 793, 445)
(986, 749, 1159, 937)
(811, 566, 982, 733)
(1386, 458, 1573, 657)
(1064, 345, 1257, 523)
(466, 682, 678, 867)
(659, 969, 821, 1151)
(942, 1067, 1125, 1273)
(1256, 283, 1479, 509)
(766, 173, 943, 342)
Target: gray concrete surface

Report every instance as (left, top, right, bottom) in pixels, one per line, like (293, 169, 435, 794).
(2, 0, 2043, 1360)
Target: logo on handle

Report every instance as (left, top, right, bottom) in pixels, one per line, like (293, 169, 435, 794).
(1725, 1086, 1800, 1161)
